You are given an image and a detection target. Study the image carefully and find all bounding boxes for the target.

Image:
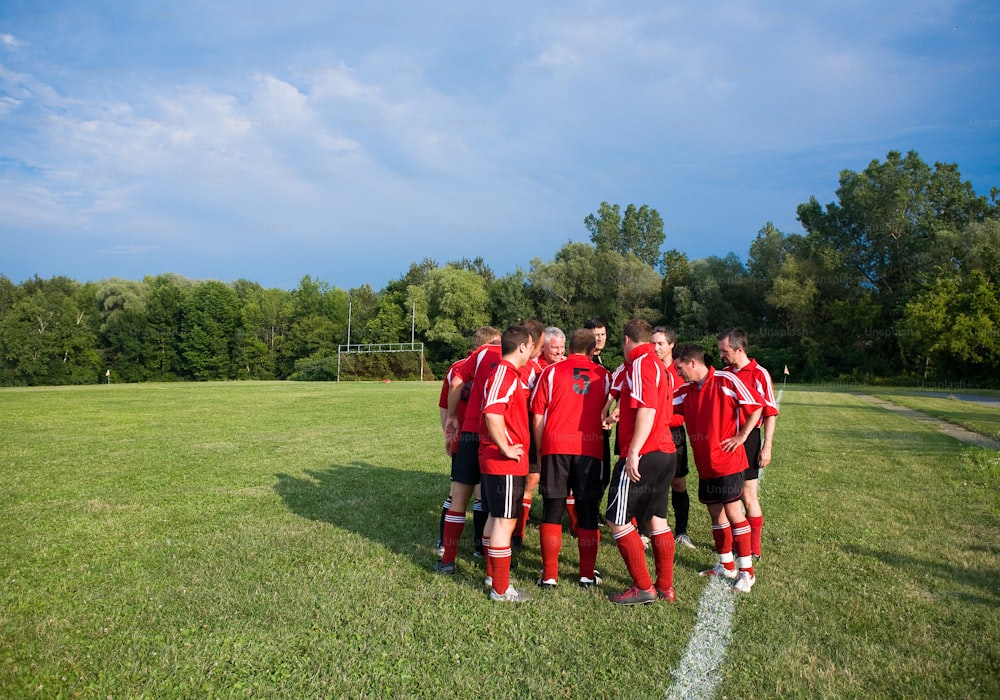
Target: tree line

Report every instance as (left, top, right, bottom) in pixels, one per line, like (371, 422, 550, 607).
(2, 150, 998, 387)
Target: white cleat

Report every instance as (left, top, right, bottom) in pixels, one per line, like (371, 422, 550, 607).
(733, 570, 756, 593)
(699, 562, 738, 579)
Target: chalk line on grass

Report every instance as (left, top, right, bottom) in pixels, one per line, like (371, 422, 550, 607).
(665, 576, 734, 700)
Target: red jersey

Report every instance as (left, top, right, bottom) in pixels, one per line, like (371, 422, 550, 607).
(440, 354, 472, 453)
(479, 358, 531, 476)
(672, 366, 764, 478)
(608, 362, 627, 401)
(456, 344, 502, 434)
(725, 359, 779, 427)
(520, 357, 545, 398)
(616, 343, 676, 456)
(529, 354, 610, 459)
(666, 362, 685, 428)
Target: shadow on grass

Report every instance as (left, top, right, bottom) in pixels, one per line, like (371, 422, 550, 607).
(841, 543, 1000, 607)
(273, 462, 448, 565)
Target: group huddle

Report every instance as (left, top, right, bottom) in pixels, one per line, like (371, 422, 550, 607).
(434, 319, 778, 604)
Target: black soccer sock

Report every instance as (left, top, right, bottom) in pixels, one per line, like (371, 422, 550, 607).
(672, 489, 690, 534)
(473, 500, 489, 554)
(438, 496, 451, 543)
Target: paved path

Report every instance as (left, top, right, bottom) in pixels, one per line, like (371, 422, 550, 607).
(854, 394, 1000, 449)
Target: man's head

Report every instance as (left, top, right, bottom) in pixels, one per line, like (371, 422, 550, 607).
(651, 325, 677, 364)
(472, 325, 501, 350)
(583, 318, 607, 353)
(500, 325, 533, 367)
(622, 318, 653, 356)
(717, 327, 749, 368)
(568, 328, 597, 356)
(522, 319, 546, 360)
(673, 343, 708, 384)
(542, 326, 566, 364)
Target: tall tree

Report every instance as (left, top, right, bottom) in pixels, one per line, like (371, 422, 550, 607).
(585, 202, 665, 268)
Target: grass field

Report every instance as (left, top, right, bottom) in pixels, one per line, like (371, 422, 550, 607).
(2, 382, 999, 698)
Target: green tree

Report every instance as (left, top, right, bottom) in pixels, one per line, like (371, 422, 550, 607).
(144, 274, 188, 379)
(97, 278, 151, 382)
(181, 281, 240, 380)
(585, 202, 665, 268)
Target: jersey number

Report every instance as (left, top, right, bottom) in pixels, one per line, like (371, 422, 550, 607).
(573, 367, 591, 395)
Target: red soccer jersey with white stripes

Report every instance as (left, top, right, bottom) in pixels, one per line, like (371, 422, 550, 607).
(479, 358, 531, 476)
(456, 343, 502, 434)
(666, 362, 686, 428)
(529, 354, 610, 459)
(616, 343, 676, 456)
(725, 358, 779, 427)
(672, 366, 764, 478)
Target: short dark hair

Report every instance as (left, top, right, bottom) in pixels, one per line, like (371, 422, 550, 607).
(521, 318, 545, 345)
(674, 343, 705, 364)
(569, 328, 596, 355)
(501, 325, 531, 355)
(623, 318, 652, 344)
(717, 327, 748, 351)
(583, 318, 607, 331)
(652, 326, 677, 344)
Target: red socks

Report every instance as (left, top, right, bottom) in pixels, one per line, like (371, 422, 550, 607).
(577, 528, 600, 580)
(514, 497, 532, 538)
(747, 515, 763, 557)
(712, 522, 735, 571)
(489, 545, 512, 595)
(442, 510, 466, 565)
(613, 523, 652, 590)
(539, 523, 562, 581)
(649, 528, 675, 590)
(732, 520, 754, 576)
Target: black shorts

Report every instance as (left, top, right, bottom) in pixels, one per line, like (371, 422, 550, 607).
(604, 451, 676, 526)
(698, 472, 745, 505)
(480, 474, 526, 519)
(528, 437, 540, 474)
(742, 427, 761, 481)
(670, 425, 689, 479)
(451, 432, 481, 485)
(539, 454, 603, 501)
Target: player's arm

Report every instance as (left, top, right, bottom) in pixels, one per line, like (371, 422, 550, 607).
(722, 406, 763, 452)
(485, 413, 523, 462)
(625, 406, 655, 483)
(531, 413, 544, 458)
(445, 373, 465, 437)
(758, 413, 777, 467)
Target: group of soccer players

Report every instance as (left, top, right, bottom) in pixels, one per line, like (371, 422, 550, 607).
(434, 318, 778, 604)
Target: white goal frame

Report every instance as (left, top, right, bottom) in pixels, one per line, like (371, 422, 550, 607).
(336, 342, 425, 382)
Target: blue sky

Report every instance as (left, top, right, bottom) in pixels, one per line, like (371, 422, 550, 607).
(2, 1, 998, 291)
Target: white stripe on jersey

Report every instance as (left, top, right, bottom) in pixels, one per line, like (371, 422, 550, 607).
(715, 369, 760, 405)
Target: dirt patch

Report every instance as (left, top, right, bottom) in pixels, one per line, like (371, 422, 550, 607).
(854, 394, 1000, 450)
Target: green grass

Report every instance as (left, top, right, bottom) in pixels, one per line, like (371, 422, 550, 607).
(865, 388, 1000, 443)
(1, 383, 998, 698)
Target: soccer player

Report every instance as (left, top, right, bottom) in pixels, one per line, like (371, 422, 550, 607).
(604, 319, 678, 605)
(651, 326, 696, 549)
(584, 318, 613, 508)
(511, 319, 547, 550)
(717, 328, 779, 560)
(538, 326, 566, 367)
(672, 344, 764, 593)
(436, 326, 500, 556)
(530, 328, 610, 589)
(480, 325, 536, 602)
(436, 331, 503, 574)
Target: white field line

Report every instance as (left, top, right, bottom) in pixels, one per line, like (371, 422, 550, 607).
(665, 576, 734, 700)
(665, 386, 780, 698)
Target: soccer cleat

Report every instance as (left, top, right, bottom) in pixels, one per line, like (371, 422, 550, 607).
(436, 539, 445, 557)
(699, 562, 738, 579)
(472, 549, 485, 559)
(733, 571, 756, 593)
(610, 585, 658, 606)
(490, 586, 533, 602)
(433, 560, 455, 575)
(484, 576, 493, 588)
(655, 585, 676, 602)
(578, 572, 603, 589)
(536, 577, 557, 589)
(675, 533, 696, 549)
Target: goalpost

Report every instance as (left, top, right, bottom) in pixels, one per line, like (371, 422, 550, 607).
(336, 342, 426, 382)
